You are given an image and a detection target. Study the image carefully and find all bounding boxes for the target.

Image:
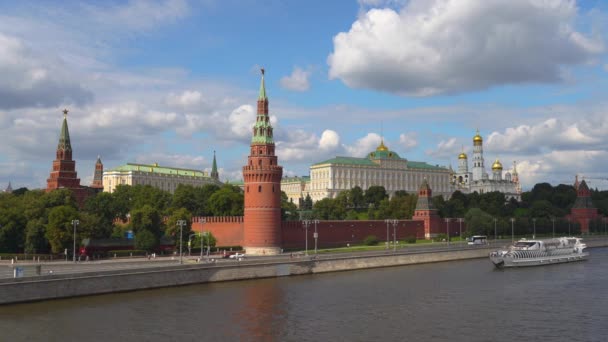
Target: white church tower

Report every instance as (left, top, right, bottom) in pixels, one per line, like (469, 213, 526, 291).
(471, 129, 487, 181)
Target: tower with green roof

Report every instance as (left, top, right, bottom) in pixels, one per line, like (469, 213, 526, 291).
(242, 68, 283, 255)
(211, 151, 219, 181)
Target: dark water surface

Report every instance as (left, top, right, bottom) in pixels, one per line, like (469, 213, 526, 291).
(1, 248, 607, 342)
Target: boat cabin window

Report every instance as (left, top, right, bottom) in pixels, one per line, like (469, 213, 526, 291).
(514, 242, 536, 248)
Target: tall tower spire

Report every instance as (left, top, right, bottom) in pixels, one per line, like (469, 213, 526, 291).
(211, 150, 219, 181)
(242, 68, 283, 255)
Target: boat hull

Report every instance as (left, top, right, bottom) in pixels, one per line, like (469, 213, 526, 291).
(490, 252, 589, 268)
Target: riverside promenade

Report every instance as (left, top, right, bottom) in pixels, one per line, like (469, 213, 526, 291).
(2, 237, 607, 305)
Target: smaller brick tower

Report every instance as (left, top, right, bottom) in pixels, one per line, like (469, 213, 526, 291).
(91, 155, 104, 190)
(414, 179, 442, 238)
(242, 68, 283, 255)
(568, 180, 601, 234)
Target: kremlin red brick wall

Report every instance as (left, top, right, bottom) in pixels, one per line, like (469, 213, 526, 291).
(191, 216, 244, 247)
(281, 220, 426, 249)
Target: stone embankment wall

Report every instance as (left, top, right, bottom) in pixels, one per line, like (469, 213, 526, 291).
(2, 240, 606, 305)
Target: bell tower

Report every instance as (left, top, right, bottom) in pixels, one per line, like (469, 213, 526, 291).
(242, 69, 283, 255)
(46, 109, 81, 191)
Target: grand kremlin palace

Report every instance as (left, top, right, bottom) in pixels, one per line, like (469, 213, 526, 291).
(282, 131, 522, 205)
(282, 140, 453, 204)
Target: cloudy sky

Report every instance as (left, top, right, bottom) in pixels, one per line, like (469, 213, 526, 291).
(1, 0, 607, 191)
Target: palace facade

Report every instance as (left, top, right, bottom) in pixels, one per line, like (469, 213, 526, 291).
(282, 140, 452, 204)
(103, 156, 220, 194)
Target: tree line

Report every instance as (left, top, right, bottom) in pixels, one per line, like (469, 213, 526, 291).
(0, 183, 244, 254)
(1, 182, 607, 254)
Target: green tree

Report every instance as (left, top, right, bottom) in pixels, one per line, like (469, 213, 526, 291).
(45, 205, 79, 254)
(130, 205, 163, 238)
(165, 208, 192, 249)
(207, 185, 244, 216)
(281, 192, 299, 221)
(0, 206, 27, 252)
(364, 186, 387, 208)
(24, 218, 48, 254)
(464, 208, 494, 236)
(134, 229, 158, 252)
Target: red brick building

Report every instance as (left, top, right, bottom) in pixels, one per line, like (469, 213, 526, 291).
(413, 179, 444, 238)
(242, 69, 284, 255)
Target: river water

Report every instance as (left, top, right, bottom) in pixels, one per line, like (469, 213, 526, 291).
(1, 248, 607, 342)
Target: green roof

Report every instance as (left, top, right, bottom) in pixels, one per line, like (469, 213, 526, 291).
(368, 149, 401, 159)
(312, 156, 446, 171)
(408, 161, 447, 170)
(281, 176, 310, 182)
(107, 163, 209, 177)
(312, 156, 377, 166)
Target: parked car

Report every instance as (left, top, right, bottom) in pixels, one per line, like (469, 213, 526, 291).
(229, 253, 246, 259)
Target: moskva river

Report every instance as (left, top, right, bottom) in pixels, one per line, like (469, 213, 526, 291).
(1, 248, 607, 342)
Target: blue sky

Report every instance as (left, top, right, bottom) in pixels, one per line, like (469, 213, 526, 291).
(1, 0, 608, 190)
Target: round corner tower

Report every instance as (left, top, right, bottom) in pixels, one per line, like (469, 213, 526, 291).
(242, 68, 283, 255)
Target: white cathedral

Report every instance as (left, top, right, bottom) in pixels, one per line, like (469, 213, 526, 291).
(451, 130, 521, 200)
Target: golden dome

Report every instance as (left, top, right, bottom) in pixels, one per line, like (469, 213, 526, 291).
(473, 132, 483, 143)
(492, 159, 503, 170)
(376, 140, 389, 152)
(458, 152, 467, 159)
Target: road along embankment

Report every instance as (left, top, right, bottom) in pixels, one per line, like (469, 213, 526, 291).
(2, 240, 606, 305)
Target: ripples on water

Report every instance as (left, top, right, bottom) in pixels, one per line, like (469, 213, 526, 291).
(1, 248, 607, 342)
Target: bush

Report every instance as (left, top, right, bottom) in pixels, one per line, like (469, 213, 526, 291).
(108, 250, 147, 257)
(405, 236, 417, 244)
(363, 235, 379, 246)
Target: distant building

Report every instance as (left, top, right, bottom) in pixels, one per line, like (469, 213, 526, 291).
(103, 162, 220, 194)
(281, 176, 309, 205)
(451, 130, 521, 200)
(4, 181, 12, 193)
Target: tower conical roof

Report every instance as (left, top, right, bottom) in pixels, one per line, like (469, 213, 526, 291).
(211, 150, 219, 181)
(259, 68, 267, 100)
(58, 109, 72, 151)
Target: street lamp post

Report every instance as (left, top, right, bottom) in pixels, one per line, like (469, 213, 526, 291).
(551, 218, 555, 238)
(392, 220, 398, 252)
(177, 220, 186, 264)
(302, 220, 310, 255)
(313, 219, 320, 254)
(510, 218, 515, 243)
(445, 218, 451, 247)
(71, 219, 79, 263)
(568, 218, 571, 236)
(493, 218, 497, 244)
(458, 218, 463, 245)
(200, 218, 206, 261)
(384, 219, 390, 249)
(532, 218, 537, 239)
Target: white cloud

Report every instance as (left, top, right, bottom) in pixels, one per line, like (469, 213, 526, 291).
(344, 133, 382, 157)
(277, 129, 342, 162)
(328, 0, 604, 96)
(486, 118, 600, 154)
(228, 105, 256, 140)
(398, 132, 418, 150)
(0, 32, 93, 109)
(166, 90, 204, 109)
(427, 138, 457, 159)
(134, 153, 208, 171)
(280, 66, 311, 92)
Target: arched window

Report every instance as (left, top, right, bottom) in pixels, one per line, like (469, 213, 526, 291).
(258, 185, 262, 192)
(247, 186, 249, 192)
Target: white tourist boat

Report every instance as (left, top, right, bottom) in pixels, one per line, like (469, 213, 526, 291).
(489, 237, 588, 268)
